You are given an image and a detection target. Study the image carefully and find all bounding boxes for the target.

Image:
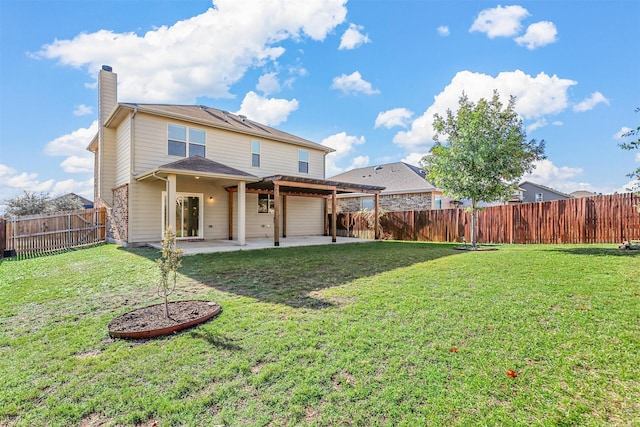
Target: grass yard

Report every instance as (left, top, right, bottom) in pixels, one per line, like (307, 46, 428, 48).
(0, 242, 639, 426)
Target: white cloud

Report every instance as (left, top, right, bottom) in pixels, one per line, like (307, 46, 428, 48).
(437, 26, 450, 37)
(636, 153, 640, 162)
(393, 70, 577, 150)
(616, 178, 639, 194)
(321, 132, 366, 176)
(331, 71, 380, 95)
(614, 126, 633, 139)
(60, 156, 94, 173)
(470, 5, 530, 38)
(401, 152, 427, 167)
(375, 108, 413, 129)
(235, 91, 299, 126)
(73, 104, 93, 116)
(349, 155, 370, 170)
(515, 21, 558, 49)
(256, 72, 281, 96)
(339, 23, 371, 50)
(522, 159, 592, 194)
(44, 120, 98, 157)
(33, 0, 348, 103)
(573, 91, 610, 112)
(527, 118, 547, 133)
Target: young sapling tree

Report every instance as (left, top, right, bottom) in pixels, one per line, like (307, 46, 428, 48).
(157, 226, 184, 318)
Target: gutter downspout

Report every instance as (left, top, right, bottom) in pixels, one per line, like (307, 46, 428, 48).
(129, 107, 137, 244)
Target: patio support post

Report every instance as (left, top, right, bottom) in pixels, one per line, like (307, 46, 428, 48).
(282, 195, 287, 238)
(331, 188, 337, 243)
(167, 174, 177, 234)
(274, 183, 280, 246)
(374, 193, 380, 240)
(324, 198, 329, 236)
(228, 190, 233, 240)
(238, 181, 246, 246)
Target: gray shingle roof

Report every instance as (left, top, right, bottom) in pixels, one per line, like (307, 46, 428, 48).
(114, 103, 332, 153)
(329, 162, 437, 194)
(158, 156, 258, 178)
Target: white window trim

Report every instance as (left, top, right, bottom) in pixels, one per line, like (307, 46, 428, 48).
(168, 124, 206, 158)
(251, 140, 261, 168)
(298, 149, 309, 174)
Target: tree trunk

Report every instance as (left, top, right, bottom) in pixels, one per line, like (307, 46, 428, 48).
(163, 296, 170, 318)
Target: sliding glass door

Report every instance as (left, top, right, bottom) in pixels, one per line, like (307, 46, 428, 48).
(162, 192, 203, 239)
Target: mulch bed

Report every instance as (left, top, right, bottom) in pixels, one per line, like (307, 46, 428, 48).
(108, 300, 221, 339)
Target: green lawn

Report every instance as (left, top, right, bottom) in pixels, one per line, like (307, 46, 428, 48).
(0, 242, 639, 426)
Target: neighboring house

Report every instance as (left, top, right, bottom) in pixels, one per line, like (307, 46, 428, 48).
(519, 181, 572, 203)
(329, 162, 452, 212)
(570, 190, 598, 198)
(88, 66, 382, 246)
(53, 193, 94, 209)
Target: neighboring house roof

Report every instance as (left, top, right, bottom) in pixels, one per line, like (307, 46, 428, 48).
(519, 181, 572, 198)
(99, 103, 333, 154)
(570, 190, 598, 198)
(135, 155, 260, 182)
(329, 162, 437, 195)
(53, 193, 93, 207)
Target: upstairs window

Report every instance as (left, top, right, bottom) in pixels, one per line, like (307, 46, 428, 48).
(168, 124, 206, 157)
(535, 193, 544, 202)
(251, 140, 261, 167)
(298, 149, 309, 174)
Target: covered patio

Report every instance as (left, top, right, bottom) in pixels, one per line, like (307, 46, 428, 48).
(227, 174, 385, 246)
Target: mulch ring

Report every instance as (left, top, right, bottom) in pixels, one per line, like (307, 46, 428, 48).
(108, 300, 221, 339)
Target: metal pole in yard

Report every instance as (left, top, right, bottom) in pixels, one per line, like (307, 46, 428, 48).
(67, 213, 72, 250)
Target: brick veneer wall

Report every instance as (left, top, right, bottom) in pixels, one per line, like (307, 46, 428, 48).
(337, 193, 434, 213)
(108, 184, 129, 244)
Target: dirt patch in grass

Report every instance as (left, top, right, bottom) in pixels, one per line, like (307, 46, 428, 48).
(108, 300, 221, 337)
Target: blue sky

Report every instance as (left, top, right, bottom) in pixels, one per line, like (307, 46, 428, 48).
(1, 0, 639, 211)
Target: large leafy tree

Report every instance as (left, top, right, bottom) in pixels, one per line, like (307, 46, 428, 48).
(619, 107, 640, 188)
(422, 91, 546, 247)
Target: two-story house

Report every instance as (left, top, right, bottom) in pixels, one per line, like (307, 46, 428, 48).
(88, 66, 383, 247)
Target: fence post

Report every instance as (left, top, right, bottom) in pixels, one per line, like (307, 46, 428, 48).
(0, 217, 5, 258)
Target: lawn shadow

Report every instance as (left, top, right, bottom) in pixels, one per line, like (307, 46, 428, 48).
(548, 246, 640, 257)
(188, 330, 243, 351)
(125, 241, 461, 309)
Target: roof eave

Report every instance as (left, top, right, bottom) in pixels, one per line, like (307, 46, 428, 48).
(135, 167, 261, 183)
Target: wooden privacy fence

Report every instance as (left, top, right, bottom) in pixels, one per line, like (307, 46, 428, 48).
(335, 193, 640, 244)
(3, 207, 107, 258)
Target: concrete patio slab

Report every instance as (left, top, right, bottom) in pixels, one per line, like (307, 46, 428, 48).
(146, 235, 375, 255)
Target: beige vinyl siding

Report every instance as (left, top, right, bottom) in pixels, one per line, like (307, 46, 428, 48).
(230, 194, 324, 239)
(115, 116, 131, 186)
(133, 113, 176, 174)
(131, 113, 326, 179)
(128, 179, 165, 243)
(282, 197, 324, 235)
